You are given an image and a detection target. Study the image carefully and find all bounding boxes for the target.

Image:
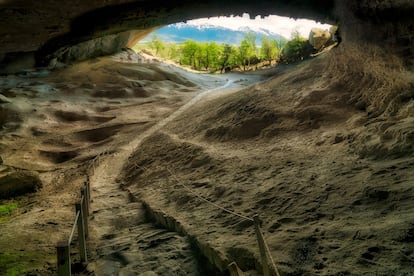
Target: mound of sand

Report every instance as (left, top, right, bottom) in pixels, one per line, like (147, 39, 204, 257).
(120, 46, 414, 275)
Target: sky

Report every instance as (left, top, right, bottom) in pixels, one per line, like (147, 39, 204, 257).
(179, 13, 332, 39)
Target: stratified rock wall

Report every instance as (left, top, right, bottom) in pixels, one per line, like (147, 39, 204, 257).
(0, 0, 335, 66)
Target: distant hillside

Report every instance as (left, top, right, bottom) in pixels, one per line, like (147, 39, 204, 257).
(141, 25, 287, 46)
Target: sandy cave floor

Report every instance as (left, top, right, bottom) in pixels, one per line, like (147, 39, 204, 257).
(0, 54, 265, 275)
(118, 55, 414, 275)
(0, 51, 413, 275)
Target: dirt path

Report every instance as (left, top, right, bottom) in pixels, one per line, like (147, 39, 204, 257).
(86, 79, 239, 274)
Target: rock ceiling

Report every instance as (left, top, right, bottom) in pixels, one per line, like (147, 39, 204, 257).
(1, 0, 335, 62)
(0, 0, 413, 68)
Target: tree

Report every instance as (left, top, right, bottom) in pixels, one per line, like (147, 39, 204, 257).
(238, 40, 250, 71)
(280, 32, 313, 63)
(180, 40, 199, 68)
(239, 32, 257, 70)
(245, 32, 257, 51)
(261, 37, 280, 65)
(150, 34, 165, 56)
(204, 42, 221, 71)
(219, 44, 238, 73)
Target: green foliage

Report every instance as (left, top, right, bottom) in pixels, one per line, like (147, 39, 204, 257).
(136, 30, 313, 72)
(0, 201, 17, 215)
(280, 36, 313, 63)
(167, 43, 181, 62)
(260, 36, 281, 65)
(180, 40, 199, 68)
(0, 252, 27, 275)
(238, 32, 257, 70)
(0, 251, 45, 275)
(149, 34, 165, 56)
(0, 201, 18, 223)
(219, 44, 238, 73)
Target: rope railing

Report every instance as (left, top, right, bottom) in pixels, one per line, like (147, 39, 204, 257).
(87, 148, 115, 176)
(165, 167, 281, 276)
(167, 168, 253, 222)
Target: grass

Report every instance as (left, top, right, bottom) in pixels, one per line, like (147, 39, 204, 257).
(0, 252, 28, 275)
(0, 201, 18, 223)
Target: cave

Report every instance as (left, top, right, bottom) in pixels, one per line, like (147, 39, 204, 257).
(0, 0, 414, 275)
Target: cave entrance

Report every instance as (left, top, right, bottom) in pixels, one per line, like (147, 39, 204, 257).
(131, 13, 333, 73)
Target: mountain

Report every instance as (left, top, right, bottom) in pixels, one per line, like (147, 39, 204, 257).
(141, 24, 287, 45)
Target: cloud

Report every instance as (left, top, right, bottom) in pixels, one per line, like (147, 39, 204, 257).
(181, 13, 332, 39)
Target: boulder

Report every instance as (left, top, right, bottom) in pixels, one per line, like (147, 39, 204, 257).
(309, 28, 332, 50)
(0, 170, 42, 199)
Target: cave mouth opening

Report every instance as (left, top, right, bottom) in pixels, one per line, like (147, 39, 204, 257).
(131, 13, 334, 73)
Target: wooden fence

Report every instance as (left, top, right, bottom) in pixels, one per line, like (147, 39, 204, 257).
(55, 149, 112, 276)
(56, 180, 90, 276)
(55, 151, 280, 276)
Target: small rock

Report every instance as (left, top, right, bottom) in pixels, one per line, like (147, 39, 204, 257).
(309, 28, 332, 50)
(333, 134, 345, 144)
(0, 170, 42, 199)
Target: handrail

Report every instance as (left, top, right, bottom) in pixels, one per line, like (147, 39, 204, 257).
(56, 148, 110, 276)
(68, 211, 80, 245)
(57, 147, 281, 276)
(166, 166, 281, 276)
(56, 181, 91, 276)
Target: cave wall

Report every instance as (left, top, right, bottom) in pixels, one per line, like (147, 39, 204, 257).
(0, 0, 336, 68)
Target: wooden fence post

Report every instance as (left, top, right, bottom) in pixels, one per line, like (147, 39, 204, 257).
(80, 194, 89, 238)
(85, 180, 91, 202)
(56, 241, 71, 276)
(81, 187, 89, 215)
(253, 215, 271, 276)
(75, 203, 88, 263)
